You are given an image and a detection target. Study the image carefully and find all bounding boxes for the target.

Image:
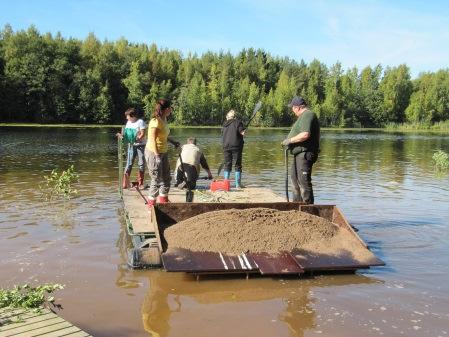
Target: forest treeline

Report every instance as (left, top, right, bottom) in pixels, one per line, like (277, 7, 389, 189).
(1, 25, 449, 127)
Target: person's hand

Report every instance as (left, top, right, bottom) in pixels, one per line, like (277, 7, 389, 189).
(116, 133, 123, 139)
(281, 138, 291, 146)
(173, 141, 180, 149)
(208, 174, 213, 180)
(155, 155, 161, 164)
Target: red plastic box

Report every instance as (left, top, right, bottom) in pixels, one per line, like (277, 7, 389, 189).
(210, 179, 230, 192)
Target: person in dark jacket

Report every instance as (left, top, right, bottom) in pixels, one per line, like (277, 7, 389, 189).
(281, 96, 320, 204)
(222, 109, 246, 188)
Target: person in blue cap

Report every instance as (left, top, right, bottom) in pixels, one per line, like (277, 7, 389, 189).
(281, 96, 320, 204)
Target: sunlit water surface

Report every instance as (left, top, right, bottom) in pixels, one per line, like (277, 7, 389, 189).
(1, 127, 449, 337)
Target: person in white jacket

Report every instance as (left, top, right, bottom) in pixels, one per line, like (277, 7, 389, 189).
(116, 107, 146, 188)
(174, 137, 213, 189)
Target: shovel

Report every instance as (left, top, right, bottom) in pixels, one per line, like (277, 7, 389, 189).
(217, 162, 224, 177)
(284, 146, 290, 202)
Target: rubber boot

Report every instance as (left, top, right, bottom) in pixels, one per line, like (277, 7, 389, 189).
(157, 195, 170, 204)
(146, 197, 156, 208)
(137, 170, 145, 188)
(122, 172, 130, 189)
(223, 171, 230, 180)
(235, 171, 243, 189)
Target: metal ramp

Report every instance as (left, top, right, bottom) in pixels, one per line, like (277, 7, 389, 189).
(154, 202, 384, 276)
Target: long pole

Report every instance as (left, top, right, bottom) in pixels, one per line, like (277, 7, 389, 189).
(118, 126, 124, 196)
(284, 147, 289, 202)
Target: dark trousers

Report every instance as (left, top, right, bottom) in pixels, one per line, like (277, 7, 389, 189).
(223, 147, 243, 172)
(291, 151, 317, 204)
(175, 164, 198, 189)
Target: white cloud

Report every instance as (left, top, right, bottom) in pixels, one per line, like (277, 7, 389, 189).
(234, 0, 449, 76)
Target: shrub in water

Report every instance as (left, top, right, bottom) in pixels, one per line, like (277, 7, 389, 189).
(433, 150, 449, 171)
(41, 165, 79, 201)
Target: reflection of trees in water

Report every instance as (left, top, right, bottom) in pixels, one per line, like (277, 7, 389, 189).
(140, 271, 381, 337)
(165, 129, 449, 184)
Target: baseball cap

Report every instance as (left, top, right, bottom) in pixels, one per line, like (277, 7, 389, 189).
(288, 96, 307, 107)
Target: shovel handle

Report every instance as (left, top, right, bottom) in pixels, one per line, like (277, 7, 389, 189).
(284, 147, 289, 202)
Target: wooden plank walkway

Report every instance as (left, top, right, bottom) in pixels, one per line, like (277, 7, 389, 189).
(0, 308, 92, 337)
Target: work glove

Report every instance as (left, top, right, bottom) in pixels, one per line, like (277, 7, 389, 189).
(281, 138, 291, 146)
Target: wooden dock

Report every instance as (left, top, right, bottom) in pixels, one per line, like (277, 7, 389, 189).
(0, 308, 92, 337)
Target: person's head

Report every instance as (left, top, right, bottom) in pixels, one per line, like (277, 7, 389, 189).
(288, 96, 307, 116)
(124, 108, 137, 121)
(226, 109, 236, 120)
(153, 99, 172, 119)
(186, 137, 197, 145)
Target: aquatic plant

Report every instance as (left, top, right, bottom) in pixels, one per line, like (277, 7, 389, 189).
(0, 283, 64, 311)
(42, 165, 79, 200)
(433, 149, 449, 171)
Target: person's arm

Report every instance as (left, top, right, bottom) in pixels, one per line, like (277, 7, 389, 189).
(116, 126, 124, 139)
(136, 120, 146, 142)
(282, 112, 313, 146)
(149, 127, 159, 156)
(199, 153, 213, 179)
(288, 131, 310, 144)
(238, 120, 246, 136)
(136, 129, 145, 141)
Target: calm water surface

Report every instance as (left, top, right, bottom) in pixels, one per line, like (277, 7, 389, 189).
(1, 127, 449, 337)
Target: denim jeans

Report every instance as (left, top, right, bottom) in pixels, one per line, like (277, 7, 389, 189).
(125, 144, 145, 174)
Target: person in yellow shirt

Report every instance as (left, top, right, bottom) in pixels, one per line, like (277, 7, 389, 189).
(145, 99, 179, 205)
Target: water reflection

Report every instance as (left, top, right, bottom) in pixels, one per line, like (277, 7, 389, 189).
(2, 126, 449, 337)
(140, 271, 381, 337)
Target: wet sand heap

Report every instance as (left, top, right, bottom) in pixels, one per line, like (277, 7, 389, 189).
(164, 208, 341, 255)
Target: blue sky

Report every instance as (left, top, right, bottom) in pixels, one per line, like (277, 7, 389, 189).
(1, 0, 448, 77)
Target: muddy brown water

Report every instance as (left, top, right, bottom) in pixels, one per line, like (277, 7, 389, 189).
(1, 127, 449, 337)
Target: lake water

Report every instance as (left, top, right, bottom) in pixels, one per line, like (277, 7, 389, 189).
(1, 126, 449, 337)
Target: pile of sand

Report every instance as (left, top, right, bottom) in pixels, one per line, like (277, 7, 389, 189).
(163, 208, 341, 255)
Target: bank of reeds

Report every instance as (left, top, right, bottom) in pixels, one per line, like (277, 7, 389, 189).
(385, 121, 449, 131)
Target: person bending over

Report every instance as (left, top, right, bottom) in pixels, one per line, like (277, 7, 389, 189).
(174, 137, 213, 190)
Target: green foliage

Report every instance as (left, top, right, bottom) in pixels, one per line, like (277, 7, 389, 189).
(432, 150, 449, 171)
(406, 70, 449, 124)
(42, 165, 79, 201)
(379, 64, 412, 124)
(0, 283, 64, 311)
(1, 25, 449, 127)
